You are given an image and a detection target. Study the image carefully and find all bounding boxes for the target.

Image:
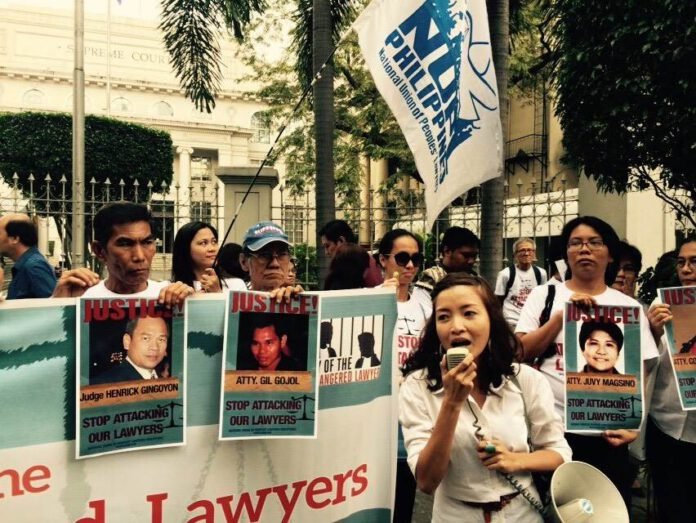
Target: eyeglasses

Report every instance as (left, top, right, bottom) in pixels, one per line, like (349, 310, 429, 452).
(387, 252, 423, 267)
(677, 258, 696, 270)
(248, 250, 291, 265)
(516, 248, 535, 254)
(567, 239, 605, 251)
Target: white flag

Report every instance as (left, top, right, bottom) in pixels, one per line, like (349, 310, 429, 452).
(354, 0, 503, 229)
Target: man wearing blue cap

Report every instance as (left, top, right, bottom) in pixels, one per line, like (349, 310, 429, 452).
(240, 222, 301, 297)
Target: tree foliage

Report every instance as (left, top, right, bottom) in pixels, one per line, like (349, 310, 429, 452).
(237, 13, 418, 216)
(0, 112, 173, 200)
(550, 0, 696, 227)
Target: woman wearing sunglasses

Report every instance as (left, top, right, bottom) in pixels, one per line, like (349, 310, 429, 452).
(377, 228, 431, 521)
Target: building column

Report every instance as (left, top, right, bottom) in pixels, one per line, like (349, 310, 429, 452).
(176, 146, 193, 227)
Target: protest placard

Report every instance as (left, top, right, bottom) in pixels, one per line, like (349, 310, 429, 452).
(0, 294, 397, 521)
(76, 298, 186, 458)
(564, 302, 643, 432)
(219, 291, 319, 439)
(659, 286, 696, 409)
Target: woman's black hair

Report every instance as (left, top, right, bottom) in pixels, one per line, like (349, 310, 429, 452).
(324, 243, 370, 290)
(377, 229, 423, 268)
(579, 320, 624, 352)
(401, 273, 518, 392)
(561, 216, 620, 285)
(172, 221, 218, 286)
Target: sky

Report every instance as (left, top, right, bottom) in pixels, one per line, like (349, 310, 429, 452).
(0, 0, 161, 20)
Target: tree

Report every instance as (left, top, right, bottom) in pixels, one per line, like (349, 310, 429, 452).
(0, 112, 173, 199)
(0, 112, 173, 262)
(550, 0, 696, 229)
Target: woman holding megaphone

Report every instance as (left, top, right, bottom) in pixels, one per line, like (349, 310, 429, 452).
(400, 274, 570, 521)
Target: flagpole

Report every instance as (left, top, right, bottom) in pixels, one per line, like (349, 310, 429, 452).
(106, 0, 112, 116)
(72, 0, 86, 269)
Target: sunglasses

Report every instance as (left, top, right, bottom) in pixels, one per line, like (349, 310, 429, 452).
(387, 252, 423, 267)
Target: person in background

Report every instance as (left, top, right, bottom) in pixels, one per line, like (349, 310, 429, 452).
(171, 221, 245, 293)
(413, 226, 480, 305)
(239, 221, 302, 301)
(495, 237, 547, 329)
(0, 213, 56, 299)
(324, 243, 370, 290)
(612, 241, 642, 299)
(516, 216, 659, 506)
(217, 242, 248, 282)
(377, 228, 430, 521)
(319, 219, 383, 287)
(646, 236, 696, 522)
(400, 274, 570, 521)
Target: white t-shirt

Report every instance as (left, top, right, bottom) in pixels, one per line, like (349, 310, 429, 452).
(515, 282, 659, 419)
(495, 265, 547, 328)
(82, 279, 170, 298)
(395, 297, 430, 369)
(192, 277, 246, 293)
(399, 364, 570, 517)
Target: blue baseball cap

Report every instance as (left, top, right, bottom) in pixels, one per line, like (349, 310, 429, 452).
(242, 221, 291, 252)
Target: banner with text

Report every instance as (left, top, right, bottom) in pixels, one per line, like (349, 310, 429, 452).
(0, 293, 395, 521)
(564, 303, 643, 432)
(76, 298, 186, 458)
(354, 0, 503, 228)
(659, 286, 696, 410)
(219, 292, 320, 439)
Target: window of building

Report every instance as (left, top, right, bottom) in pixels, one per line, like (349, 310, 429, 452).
(22, 89, 44, 107)
(250, 112, 271, 144)
(112, 97, 131, 113)
(153, 101, 174, 117)
(191, 201, 212, 223)
(191, 155, 213, 181)
(283, 205, 305, 244)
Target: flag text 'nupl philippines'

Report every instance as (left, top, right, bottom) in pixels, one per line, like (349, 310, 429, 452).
(354, 0, 503, 228)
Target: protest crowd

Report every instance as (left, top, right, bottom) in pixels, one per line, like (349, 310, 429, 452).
(1, 201, 694, 522)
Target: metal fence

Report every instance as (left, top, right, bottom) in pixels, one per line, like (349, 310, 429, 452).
(272, 178, 579, 264)
(0, 173, 224, 280)
(1, 172, 579, 288)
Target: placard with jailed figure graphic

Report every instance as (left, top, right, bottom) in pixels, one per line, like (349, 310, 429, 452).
(76, 298, 186, 458)
(563, 303, 643, 432)
(319, 315, 386, 386)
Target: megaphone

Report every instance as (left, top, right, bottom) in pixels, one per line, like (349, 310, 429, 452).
(549, 461, 629, 522)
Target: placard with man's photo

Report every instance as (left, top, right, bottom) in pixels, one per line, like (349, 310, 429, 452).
(76, 298, 186, 458)
(219, 291, 320, 440)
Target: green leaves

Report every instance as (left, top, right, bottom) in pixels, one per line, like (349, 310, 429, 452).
(0, 112, 173, 202)
(550, 0, 696, 226)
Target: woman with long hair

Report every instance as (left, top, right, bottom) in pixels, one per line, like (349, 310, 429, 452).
(376, 229, 432, 521)
(400, 274, 570, 521)
(171, 222, 245, 292)
(516, 215, 659, 505)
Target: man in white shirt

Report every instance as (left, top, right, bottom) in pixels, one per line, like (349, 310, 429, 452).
(53, 202, 193, 305)
(495, 237, 547, 329)
(646, 237, 696, 522)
